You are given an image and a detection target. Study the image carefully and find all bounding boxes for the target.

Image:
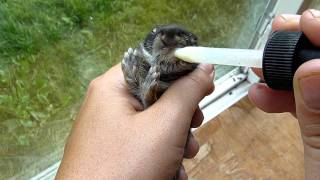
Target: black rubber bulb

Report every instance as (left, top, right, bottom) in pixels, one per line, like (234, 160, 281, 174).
(263, 31, 320, 90)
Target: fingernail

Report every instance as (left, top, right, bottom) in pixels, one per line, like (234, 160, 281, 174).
(299, 74, 320, 110)
(308, 9, 320, 18)
(198, 64, 214, 74)
(276, 14, 301, 31)
(279, 14, 300, 23)
(280, 14, 298, 21)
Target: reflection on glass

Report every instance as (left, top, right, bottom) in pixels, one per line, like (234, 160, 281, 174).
(0, 0, 271, 178)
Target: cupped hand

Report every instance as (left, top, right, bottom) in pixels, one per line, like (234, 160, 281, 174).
(249, 9, 320, 180)
(56, 63, 214, 180)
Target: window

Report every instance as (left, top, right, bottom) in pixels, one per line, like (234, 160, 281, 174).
(309, 0, 320, 8)
(0, 0, 307, 179)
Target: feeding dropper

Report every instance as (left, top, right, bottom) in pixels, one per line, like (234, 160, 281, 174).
(175, 31, 320, 90)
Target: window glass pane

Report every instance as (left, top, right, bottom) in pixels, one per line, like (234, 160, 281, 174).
(0, 0, 272, 179)
(214, 0, 273, 79)
(308, 0, 320, 8)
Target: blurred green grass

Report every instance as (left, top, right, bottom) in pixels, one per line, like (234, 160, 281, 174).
(0, 0, 268, 178)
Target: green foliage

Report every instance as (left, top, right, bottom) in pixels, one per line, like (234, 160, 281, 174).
(0, 0, 269, 178)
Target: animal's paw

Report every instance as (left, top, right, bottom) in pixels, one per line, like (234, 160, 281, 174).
(145, 65, 160, 92)
(121, 47, 139, 78)
(141, 65, 160, 108)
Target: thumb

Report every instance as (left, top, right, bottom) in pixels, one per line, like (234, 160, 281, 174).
(293, 59, 320, 179)
(150, 64, 214, 132)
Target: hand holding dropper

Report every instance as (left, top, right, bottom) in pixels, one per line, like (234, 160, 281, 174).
(175, 10, 320, 180)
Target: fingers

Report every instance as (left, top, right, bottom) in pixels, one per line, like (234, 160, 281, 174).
(88, 64, 143, 113)
(294, 59, 320, 129)
(293, 59, 320, 179)
(177, 165, 188, 180)
(252, 14, 301, 80)
(248, 83, 295, 113)
(91, 63, 125, 89)
(150, 64, 214, 131)
(248, 14, 301, 112)
(301, 9, 320, 47)
(251, 68, 264, 81)
(184, 133, 199, 159)
(191, 107, 204, 128)
(272, 14, 301, 31)
(187, 108, 203, 159)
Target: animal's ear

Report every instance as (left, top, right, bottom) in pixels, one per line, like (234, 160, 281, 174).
(191, 37, 198, 45)
(191, 34, 198, 41)
(151, 25, 162, 34)
(152, 27, 157, 34)
(187, 31, 198, 45)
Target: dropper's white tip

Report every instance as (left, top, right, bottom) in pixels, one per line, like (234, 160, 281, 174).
(174, 47, 197, 63)
(174, 46, 263, 68)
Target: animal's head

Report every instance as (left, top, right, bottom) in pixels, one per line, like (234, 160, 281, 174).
(142, 24, 198, 61)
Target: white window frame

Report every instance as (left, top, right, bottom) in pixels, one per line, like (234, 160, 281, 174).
(31, 0, 306, 179)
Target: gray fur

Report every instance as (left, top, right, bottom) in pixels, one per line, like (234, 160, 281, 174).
(121, 24, 198, 109)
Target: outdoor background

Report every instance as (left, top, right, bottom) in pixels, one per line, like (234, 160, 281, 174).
(0, 0, 270, 179)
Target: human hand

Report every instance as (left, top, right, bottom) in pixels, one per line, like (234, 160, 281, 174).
(249, 9, 320, 180)
(56, 63, 214, 180)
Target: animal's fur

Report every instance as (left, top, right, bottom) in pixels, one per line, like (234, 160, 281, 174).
(121, 24, 199, 179)
(121, 24, 198, 108)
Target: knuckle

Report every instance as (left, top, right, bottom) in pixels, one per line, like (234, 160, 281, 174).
(187, 70, 208, 87)
(302, 124, 320, 149)
(186, 69, 212, 93)
(186, 75, 202, 88)
(274, 15, 285, 21)
(88, 76, 104, 92)
(303, 136, 320, 150)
